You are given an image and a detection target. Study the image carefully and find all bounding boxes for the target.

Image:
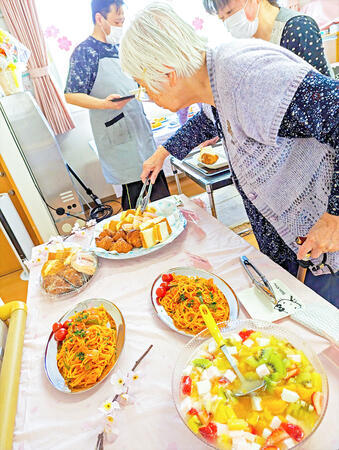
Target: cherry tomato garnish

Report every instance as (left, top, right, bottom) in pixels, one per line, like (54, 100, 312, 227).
(199, 423, 217, 441)
(281, 423, 304, 442)
(160, 282, 169, 290)
(156, 287, 166, 298)
(52, 322, 63, 333)
(54, 328, 68, 342)
(239, 329, 254, 341)
(62, 320, 72, 329)
(181, 375, 192, 395)
(162, 273, 173, 282)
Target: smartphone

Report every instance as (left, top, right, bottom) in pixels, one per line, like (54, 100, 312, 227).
(110, 94, 135, 102)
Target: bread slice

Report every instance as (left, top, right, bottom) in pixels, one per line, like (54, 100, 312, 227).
(140, 226, 159, 248)
(139, 219, 154, 231)
(155, 218, 172, 242)
(108, 220, 119, 232)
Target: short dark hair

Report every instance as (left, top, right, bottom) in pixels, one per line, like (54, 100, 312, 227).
(91, 0, 124, 24)
(203, 0, 278, 15)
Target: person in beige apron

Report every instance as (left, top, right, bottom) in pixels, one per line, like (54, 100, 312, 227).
(65, 0, 169, 210)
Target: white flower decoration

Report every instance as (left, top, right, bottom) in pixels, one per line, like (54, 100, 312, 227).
(86, 219, 97, 227)
(110, 372, 127, 395)
(71, 223, 81, 233)
(98, 399, 120, 415)
(126, 370, 140, 386)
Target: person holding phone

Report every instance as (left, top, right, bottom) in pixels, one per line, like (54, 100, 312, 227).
(64, 0, 169, 210)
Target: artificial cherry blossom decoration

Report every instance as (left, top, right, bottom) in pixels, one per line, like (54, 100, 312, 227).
(96, 345, 153, 450)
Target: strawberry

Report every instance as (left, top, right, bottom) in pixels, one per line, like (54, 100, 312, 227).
(187, 408, 199, 416)
(284, 367, 300, 380)
(266, 428, 289, 446)
(311, 391, 323, 415)
(239, 329, 254, 341)
(281, 422, 304, 442)
(249, 425, 258, 435)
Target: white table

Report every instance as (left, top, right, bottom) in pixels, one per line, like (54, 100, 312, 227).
(13, 196, 339, 450)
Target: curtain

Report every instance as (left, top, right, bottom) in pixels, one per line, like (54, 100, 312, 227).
(0, 0, 75, 135)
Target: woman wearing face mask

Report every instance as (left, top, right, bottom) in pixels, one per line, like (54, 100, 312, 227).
(65, 0, 170, 210)
(140, 0, 337, 301)
(133, 3, 339, 305)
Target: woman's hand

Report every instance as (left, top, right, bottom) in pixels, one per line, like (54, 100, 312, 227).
(101, 94, 132, 110)
(199, 136, 220, 147)
(141, 145, 169, 183)
(297, 212, 339, 260)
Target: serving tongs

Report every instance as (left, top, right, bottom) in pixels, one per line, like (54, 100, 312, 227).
(135, 176, 153, 215)
(240, 256, 277, 306)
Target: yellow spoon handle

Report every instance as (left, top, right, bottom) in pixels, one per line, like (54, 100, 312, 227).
(199, 304, 225, 348)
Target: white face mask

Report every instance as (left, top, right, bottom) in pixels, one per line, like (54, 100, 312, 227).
(105, 25, 123, 45)
(224, 0, 260, 39)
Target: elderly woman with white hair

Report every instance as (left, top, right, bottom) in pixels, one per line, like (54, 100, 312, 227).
(120, 3, 339, 305)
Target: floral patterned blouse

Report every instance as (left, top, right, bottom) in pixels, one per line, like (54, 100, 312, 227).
(164, 67, 338, 269)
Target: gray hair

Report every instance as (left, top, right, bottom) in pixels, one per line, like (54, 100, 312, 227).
(120, 2, 207, 93)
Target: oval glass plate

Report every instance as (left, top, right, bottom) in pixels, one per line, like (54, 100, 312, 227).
(151, 267, 240, 337)
(44, 298, 125, 394)
(91, 210, 187, 260)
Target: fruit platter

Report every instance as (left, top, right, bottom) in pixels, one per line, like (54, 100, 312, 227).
(173, 320, 328, 450)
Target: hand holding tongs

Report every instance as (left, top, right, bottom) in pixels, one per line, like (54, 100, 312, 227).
(135, 176, 153, 215)
(240, 256, 278, 305)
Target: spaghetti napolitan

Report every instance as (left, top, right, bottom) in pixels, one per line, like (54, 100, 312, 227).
(56, 306, 117, 391)
(158, 274, 230, 335)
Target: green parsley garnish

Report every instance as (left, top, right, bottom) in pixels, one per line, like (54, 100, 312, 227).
(196, 291, 204, 304)
(179, 293, 187, 302)
(207, 302, 217, 311)
(77, 352, 85, 361)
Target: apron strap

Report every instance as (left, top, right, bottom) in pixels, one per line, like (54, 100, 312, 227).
(105, 112, 124, 127)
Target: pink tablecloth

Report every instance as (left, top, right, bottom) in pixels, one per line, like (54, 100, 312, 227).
(13, 196, 338, 450)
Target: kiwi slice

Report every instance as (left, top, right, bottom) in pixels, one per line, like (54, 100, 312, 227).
(245, 356, 259, 368)
(267, 354, 286, 381)
(263, 376, 278, 393)
(296, 372, 313, 388)
(256, 347, 273, 364)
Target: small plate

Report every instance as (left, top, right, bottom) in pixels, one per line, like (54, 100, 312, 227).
(151, 267, 240, 337)
(195, 152, 228, 169)
(44, 298, 125, 394)
(152, 124, 165, 131)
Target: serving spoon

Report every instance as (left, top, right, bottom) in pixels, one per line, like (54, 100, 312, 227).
(199, 305, 264, 397)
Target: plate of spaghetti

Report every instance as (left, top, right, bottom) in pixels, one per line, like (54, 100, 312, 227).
(44, 299, 125, 393)
(151, 267, 239, 337)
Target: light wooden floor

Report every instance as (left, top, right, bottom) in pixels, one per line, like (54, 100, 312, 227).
(0, 176, 257, 304)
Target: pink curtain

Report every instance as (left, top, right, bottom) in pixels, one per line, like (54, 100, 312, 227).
(0, 0, 75, 135)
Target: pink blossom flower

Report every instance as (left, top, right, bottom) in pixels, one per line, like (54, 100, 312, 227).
(45, 26, 59, 39)
(57, 36, 72, 51)
(192, 17, 204, 31)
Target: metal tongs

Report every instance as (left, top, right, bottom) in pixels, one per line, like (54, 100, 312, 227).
(240, 256, 278, 305)
(135, 176, 153, 215)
